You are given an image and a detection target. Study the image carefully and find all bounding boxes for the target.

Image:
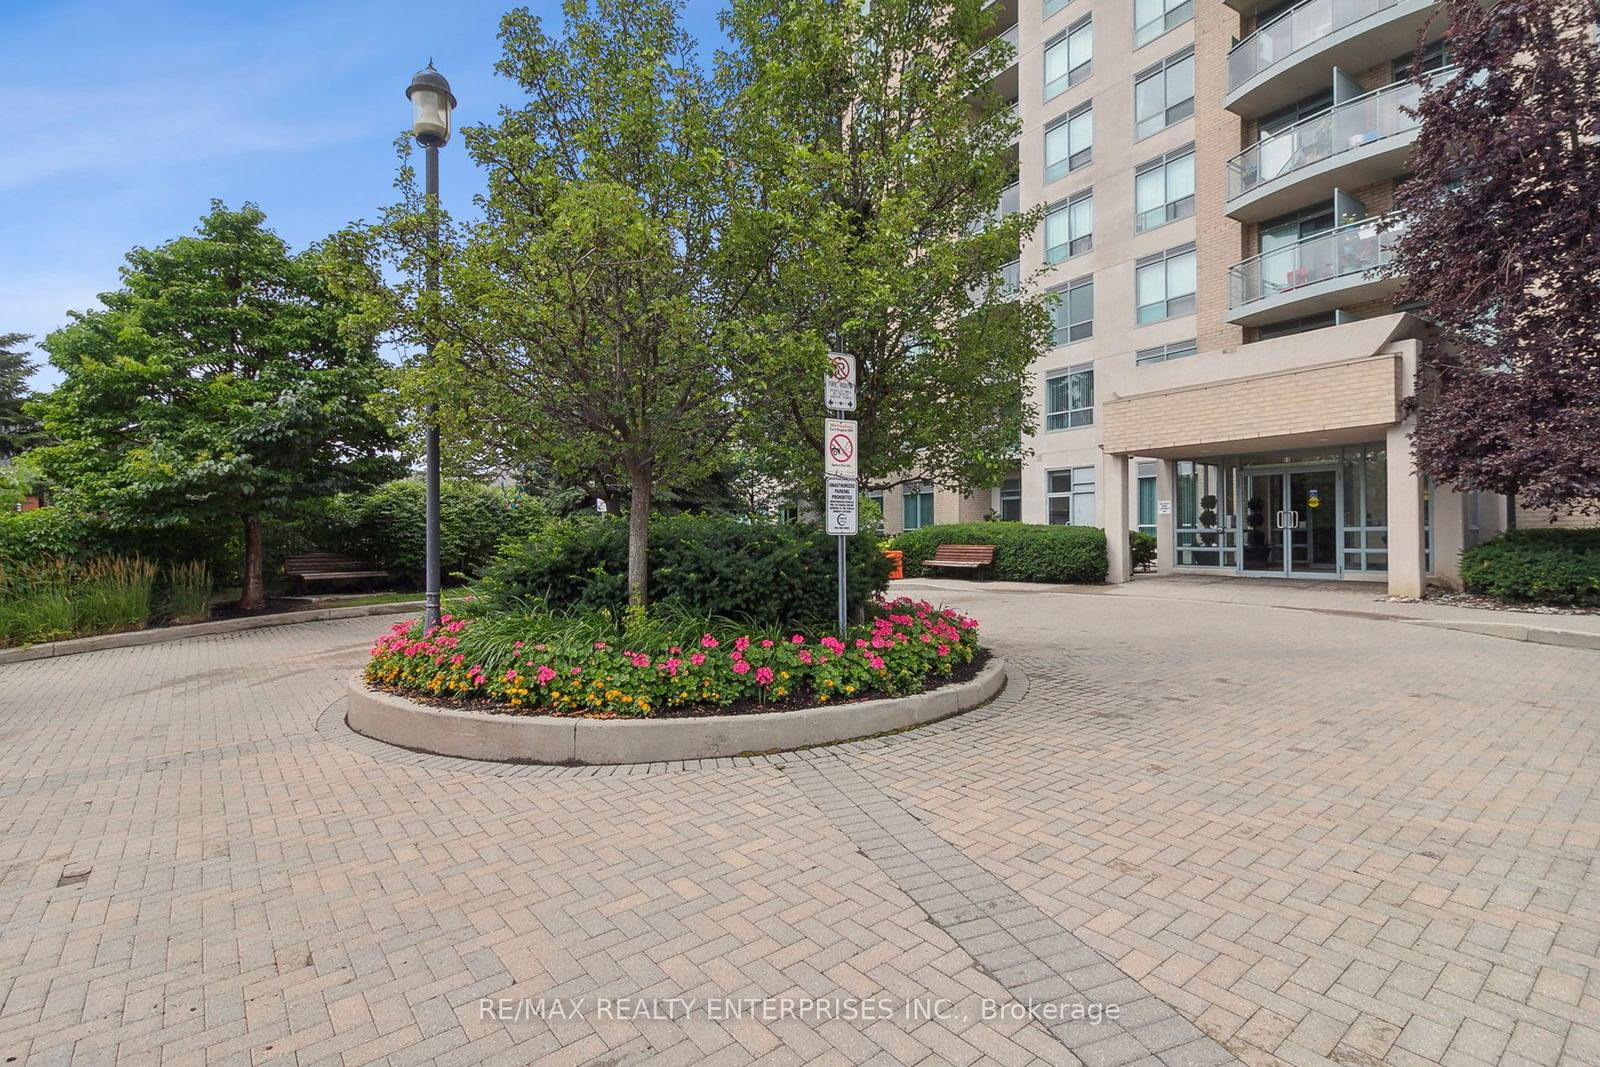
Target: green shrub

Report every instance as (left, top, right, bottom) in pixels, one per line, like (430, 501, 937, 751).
(1130, 531, 1157, 572)
(891, 522, 1107, 583)
(341, 479, 545, 586)
(481, 513, 893, 626)
(1459, 528, 1600, 605)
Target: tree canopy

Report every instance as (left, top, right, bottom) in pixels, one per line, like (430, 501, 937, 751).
(719, 0, 1051, 494)
(1392, 0, 1600, 514)
(32, 203, 401, 608)
(0, 333, 47, 461)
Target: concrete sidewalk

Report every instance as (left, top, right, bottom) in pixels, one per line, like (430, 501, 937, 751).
(892, 574, 1600, 650)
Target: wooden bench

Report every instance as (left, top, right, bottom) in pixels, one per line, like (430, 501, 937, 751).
(921, 544, 996, 573)
(283, 553, 389, 593)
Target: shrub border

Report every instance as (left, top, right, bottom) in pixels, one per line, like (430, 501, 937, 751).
(0, 601, 423, 665)
(346, 657, 1008, 764)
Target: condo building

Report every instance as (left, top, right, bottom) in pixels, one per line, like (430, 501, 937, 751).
(876, 0, 1512, 597)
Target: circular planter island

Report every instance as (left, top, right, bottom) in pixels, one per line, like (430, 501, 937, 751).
(346, 657, 1007, 764)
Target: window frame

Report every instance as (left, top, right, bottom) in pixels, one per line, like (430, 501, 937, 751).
(1046, 466, 1096, 526)
(1134, 46, 1195, 140)
(1043, 15, 1094, 101)
(1047, 275, 1094, 348)
(1135, 339, 1198, 366)
(901, 488, 935, 530)
(1044, 361, 1095, 430)
(1044, 102, 1094, 184)
(1044, 188, 1094, 264)
(1135, 243, 1198, 325)
(999, 477, 1022, 521)
(1134, 0, 1194, 48)
(1134, 145, 1195, 233)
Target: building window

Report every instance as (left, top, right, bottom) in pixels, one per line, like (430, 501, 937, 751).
(1044, 190, 1093, 263)
(1137, 466, 1157, 537)
(999, 477, 1022, 521)
(1394, 39, 1454, 80)
(1047, 467, 1096, 525)
(1134, 47, 1194, 139)
(1048, 276, 1094, 346)
(1135, 339, 1198, 366)
(778, 503, 800, 523)
(867, 492, 887, 533)
(902, 487, 934, 530)
(1044, 103, 1093, 183)
(1135, 0, 1193, 47)
(1257, 311, 1339, 340)
(1045, 363, 1094, 429)
(1134, 145, 1194, 232)
(1135, 243, 1197, 324)
(1044, 16, 1093, 100)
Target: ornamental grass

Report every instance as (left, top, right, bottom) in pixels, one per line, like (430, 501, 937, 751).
(364, 597, 982, 717)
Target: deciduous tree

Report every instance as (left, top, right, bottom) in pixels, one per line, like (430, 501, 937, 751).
(1392, 0, 1600, 515)
(719, 0, 1052, 495)
(0, 333, 47, 461)
(32, 204, 400, 609)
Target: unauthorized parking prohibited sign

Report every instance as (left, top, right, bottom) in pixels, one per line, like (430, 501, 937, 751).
(824, 418, 857, 478)
(825, 352, 856, 411)
(825, 477, 858, 535)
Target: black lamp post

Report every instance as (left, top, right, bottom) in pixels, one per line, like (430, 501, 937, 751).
(406, 63, 455, 632)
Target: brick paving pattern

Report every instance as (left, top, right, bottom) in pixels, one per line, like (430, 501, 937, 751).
(1, 580, 1597, 1065)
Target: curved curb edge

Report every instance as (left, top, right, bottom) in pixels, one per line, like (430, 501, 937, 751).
(0, 602, 424, 666)
(346, 657, 1009, 765)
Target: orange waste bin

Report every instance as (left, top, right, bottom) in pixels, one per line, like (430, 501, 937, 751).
(883, 549, 904, 580)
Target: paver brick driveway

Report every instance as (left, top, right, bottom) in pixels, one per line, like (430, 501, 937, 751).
(1, 579, 1597, 1066)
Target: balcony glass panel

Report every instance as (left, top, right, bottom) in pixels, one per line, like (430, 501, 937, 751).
(1227, 73, 1447, 199)
(1228, 0, 1401, 92)
(1228, 213, 1405, 308)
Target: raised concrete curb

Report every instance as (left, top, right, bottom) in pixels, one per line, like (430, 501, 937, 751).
(1406, 618, 1600, 652)
(0, 602, 423, 665)
(346, 657, 1009, 765)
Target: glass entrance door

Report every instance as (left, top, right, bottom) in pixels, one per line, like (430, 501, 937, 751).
(1238, 467, 1342, 577)
(1240, 470, 1286, 573)
(1287, 468, 1339, 575)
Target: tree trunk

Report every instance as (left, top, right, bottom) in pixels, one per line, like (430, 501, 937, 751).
(626, 466, 652, 611)
(1505, 487, 1517, 530)
(240, 515, 266, 612)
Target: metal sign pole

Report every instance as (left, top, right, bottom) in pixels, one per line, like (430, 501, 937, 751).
(836, 526, 847, 639)
(823, 351, 858, 641)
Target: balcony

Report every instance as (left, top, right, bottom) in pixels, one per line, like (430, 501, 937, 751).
(969, 182, 1021, 234)
(1227, 213, 1405, 326)
(1226, 73, 1444, 221)
(1225, 0, 1441, 117)
(974, 22, 1020, 102)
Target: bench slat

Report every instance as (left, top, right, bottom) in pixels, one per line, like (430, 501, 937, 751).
(923, 544, 995, 570)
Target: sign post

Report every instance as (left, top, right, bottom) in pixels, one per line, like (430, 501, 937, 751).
(824, 354, 858, 638)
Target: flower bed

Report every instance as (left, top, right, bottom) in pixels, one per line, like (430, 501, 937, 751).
(364, 597, 982, 717)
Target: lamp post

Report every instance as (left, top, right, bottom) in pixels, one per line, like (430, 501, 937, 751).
(406, 63, 456, 632)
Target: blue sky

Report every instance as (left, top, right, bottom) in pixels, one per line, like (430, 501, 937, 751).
(4, 0, 727, 390)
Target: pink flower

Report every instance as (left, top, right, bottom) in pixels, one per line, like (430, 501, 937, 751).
(594, 641, 608, 650)
(734, 636, 751, 653)
(701, 634, 720, 649)
(755, 666, 774, 685)
(855, 639, 868, 649)
(664, 658, 681, 674)
(504, 669, 518, 682)
(798, 650, 813, 665)
(732, 660, 751, 675)
(867, 655, 886, 670)
(513, 641, 523, 651)
(936, 645, 949, 657)
(761, 639, 774, 649)
(790, 634, 805, 644)
(536, 666, 557, 684)
(450, 654, 464, 667)
(569, 666, 582, 676)
(631, 654, 651, 668)
(920, 633, 932, 644)
(690, 653, 706, 667)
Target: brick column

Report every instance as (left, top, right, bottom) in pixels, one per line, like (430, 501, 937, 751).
(1103, 451, 1131, 584)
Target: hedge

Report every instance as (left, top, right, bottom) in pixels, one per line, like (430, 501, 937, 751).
(1459, 527, 1600, 605)
(892, 522, 1107, 583)
(481, 513, 893, 626)
(338, 479, 547, 586)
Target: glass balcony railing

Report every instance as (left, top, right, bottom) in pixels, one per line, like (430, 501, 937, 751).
(1228, 0, 1401, 92)
(1229, 212, 1404, 308)
(976, 22, 1020, 72)
(1227, 74, 1446, 200)
(1000, 258, 1021, 295)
